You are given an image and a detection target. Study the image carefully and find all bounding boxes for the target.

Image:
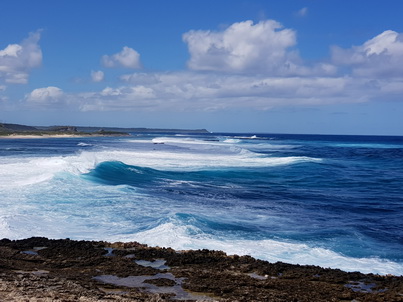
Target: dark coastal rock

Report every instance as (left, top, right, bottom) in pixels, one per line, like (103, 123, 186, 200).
(48, 126, 78, 132)
(0, 237, 402, 301)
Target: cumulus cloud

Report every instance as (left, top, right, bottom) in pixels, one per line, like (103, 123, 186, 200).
(102, 46, 142, 69)
(0, 31, 42, 85)
(0, 44, 22, 57)
(183, 20, 303, 75)
(331, 30, 403, 77)
(15, 22, 403, 115)
(25, 86, 64, 106)
(91, 70, 104, 82)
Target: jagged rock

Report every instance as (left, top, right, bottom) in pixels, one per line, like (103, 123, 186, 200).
(0, 237, 402, 301)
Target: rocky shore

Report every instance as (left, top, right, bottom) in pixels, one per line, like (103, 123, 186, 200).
(0, 238, 402, 301)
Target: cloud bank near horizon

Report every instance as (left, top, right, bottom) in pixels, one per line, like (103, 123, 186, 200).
(2, 20, 403, 113)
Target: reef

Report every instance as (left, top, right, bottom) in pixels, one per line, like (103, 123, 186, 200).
(0, 237, 402, 301)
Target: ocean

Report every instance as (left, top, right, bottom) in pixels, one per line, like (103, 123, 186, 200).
(0, 132, 402, 276)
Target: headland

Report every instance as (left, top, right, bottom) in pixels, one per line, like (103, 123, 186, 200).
(0, 123, 210, 138)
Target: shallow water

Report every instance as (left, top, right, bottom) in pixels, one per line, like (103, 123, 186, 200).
(94, 273, 212, 300)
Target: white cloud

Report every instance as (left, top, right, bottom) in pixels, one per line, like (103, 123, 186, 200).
(297, 7, 308, 17)
(0, 31, 42, 85)
(100, 86, 121, 96)
(91, 70, 104, 82)
(120, 72, 161, 85)
(79, 84, 156, 111)
(69, 71, 397, 112)
(14, 23, 403, 115)
(102, 46, 142, 69)
(0, 44, 22, 57)
(331, 30, 403, 77)
(183, 20, 302, 75)
(22, 70, 403, 113)
(0, 85, 6, 91)
(26, 86, 64, 106)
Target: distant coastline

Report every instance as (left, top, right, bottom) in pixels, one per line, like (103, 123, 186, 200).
(0, 133, 129, 139)
(0, 123, 210, 138)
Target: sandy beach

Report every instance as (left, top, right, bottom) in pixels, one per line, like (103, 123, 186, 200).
(0, 237, 402, 301)
(0, 133, 130, 139)
(0, 134, 89, 139)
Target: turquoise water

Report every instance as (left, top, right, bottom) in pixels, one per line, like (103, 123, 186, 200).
(0, 133, 402, 275)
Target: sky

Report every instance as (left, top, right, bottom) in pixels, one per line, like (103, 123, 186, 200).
(1, 0, 403, 135)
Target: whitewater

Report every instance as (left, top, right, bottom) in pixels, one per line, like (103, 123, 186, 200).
(0, 133, 402, 276)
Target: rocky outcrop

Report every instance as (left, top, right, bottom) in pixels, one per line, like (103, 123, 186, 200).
(48, 126, 78, 132)
(0, 237, 402, 301)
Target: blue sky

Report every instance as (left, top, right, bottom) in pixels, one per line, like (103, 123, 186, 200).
(1, 0, 403, 135)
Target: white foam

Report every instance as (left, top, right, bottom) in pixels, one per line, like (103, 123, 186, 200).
(88, 149, 319, 171)
(77, 142, 92, 147)
(2, 212, 400, 275)
(164, 135, 298, 152)
(103, 136, 317, 170)
(0, 153, 98, 188)
(234, 135, 266, 140)
(2, 212, 67, 240)
(112, 222, 403, 276)
(0, 159, 56, 188)
(223, 139, 241, 144)
(0, 139, 320, 191)
(152, 136, 218, 146)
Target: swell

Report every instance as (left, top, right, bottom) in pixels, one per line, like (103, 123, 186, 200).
(82, 161, 270, 192)
(2, 134, 402, 276)
(83, 161, 171, 187)
(82, 159, 320, 189)
(83, 160, 403, 262)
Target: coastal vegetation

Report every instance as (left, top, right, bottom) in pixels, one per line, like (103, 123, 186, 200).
(0, 123, 209, 137)
(0, 123, 114, 137)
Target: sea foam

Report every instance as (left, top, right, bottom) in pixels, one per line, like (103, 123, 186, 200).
(111, 222, 403, 276)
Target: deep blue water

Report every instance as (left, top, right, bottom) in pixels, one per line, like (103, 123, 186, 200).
(0, 133, 402, 275)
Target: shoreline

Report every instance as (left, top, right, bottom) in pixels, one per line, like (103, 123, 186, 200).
(0, 133, 131, 139)
(0, 237, 402, 301)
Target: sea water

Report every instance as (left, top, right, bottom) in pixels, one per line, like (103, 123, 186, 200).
(0, 133, 402, 276)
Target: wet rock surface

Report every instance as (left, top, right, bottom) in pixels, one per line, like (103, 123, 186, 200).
(0, 237, 402, 301)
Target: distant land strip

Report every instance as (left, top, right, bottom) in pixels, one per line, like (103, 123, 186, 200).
(0, 123, 210, 137)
